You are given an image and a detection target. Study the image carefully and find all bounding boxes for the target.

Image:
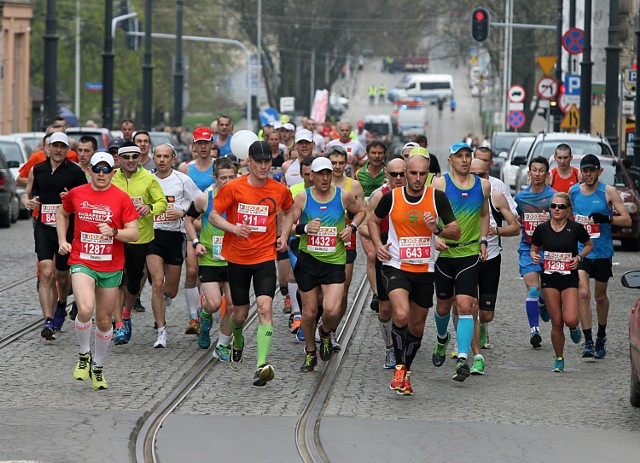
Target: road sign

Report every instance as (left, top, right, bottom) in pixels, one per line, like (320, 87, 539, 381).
(624, 68, 637, 92)
(562, 28, 584, 55)
(622, 100, 635, 116)
(536, 77, 558, 100)
(507, 110, 526, 130)
(508, 102, 524, 111)
(560, 104, 580, 129)
(279, 96, 295, 113)
(558, 93, 580, 113)
(507, 85, 526, 103)
(536, 56, 558, 77)
(564, 74, 581, 95)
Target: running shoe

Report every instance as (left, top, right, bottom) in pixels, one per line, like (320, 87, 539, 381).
(154, 329, 167, 348)
(432, 332, 450, 367)
(52, 302, 67, 331)
(91, 366, 108, 390)
(479, 323, 487, 349)
(319, 333, 333, 361)
(397, 370, 413, 396)
(390, 365, 406, 391)
(253, 364, 275, 386)
(73, 352, 92, 381)
(283, 294, 292, 314)
(539, 304, 550, 323)
(133, 297, 145, 312)
(300, 352, 318, 372)
(370, 294, 380, 312)
(69, 301, 78, 321)
(383, 348, 396, 369)
(296, 328, 305, 342)
(453, 358, 471, 382)
(163, 293, 172, 307)
(198, 310, 213, 349)
(470, 356, 485, 375)
(41, 319, 55, 341)
(331, 330, 341, 351)
(594, 337, 606, 359)
(570, 327, 582, 344)
(552, 356, 564, 372)
(185, 318, 200, 335)
(123, 318, 132, 343)
(582, 339, 595, 358)
(114, 326, 128, 345)
(530, 328, 542, 348)
(213, 343, 231, 363)
(290, 315, 301, 334)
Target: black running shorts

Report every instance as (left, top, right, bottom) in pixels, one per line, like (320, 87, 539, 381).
(381, 265, 434, 309)
(477, 254, 501, 311)
(198, 265, 229, 283)
(122, 243, 150, 295)
(34, 221, 71, 271)
(227, 260, 276, 306)
(435, 255, 480, 300)
(293, 251, 346, 293)
(578, 257, 613, 282)
(147, 229, 186, 266)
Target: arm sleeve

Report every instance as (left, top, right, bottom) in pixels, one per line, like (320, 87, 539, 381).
(374, 191, 393, 219)
(434, 189, 456, 225)
(185, 202, 200, 218)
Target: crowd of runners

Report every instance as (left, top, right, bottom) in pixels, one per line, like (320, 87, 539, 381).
(19, 116, 631, 394)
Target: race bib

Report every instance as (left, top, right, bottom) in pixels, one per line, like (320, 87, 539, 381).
(79, 232, 113, 262)
(154, 197, 176, 223)
(211, 235, 224, 260)
(543, 251, 572, 275)
(131, 196, 144, 207)
(575, 214, 600, 239)
(236, 203, 269, 232)
(40, 204, 60, 227)
(523, 212, 549, 236)
(307, 227, 338, 253)
(399, 236, 432, 264)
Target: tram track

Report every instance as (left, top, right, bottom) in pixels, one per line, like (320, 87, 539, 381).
(0, 274, 37, 294)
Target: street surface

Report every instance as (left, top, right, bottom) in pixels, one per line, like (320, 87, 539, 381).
(0, 56, 638, 462)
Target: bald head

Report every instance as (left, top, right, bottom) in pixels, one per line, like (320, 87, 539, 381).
(387, 158, 406, 172)
(470, 158, 488, 177)
(406, 153, 429, 171)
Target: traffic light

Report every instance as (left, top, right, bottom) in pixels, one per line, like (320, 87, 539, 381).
(471, 7, 490, 42)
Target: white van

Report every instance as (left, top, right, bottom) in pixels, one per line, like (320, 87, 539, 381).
(396, 74, 454, 103)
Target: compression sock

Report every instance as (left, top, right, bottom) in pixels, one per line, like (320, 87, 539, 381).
(392, 323, 408, 365)
(404, 332, 422, 370)
(583, 328, 593, 342)
(434, 311, 451, 340)
(597, 324, 607, 339)
(526, 286, 540, 328)
(378, 317, 393, 348)
(75, 318, 92, 354)
(280, 286, 288, 297)
(456, 315, 474, 360)
(230, 317, 244, 348)
(94, 327, 113, 367)
(256, 324, 273, 367)
(288, 282, 301, 314)
(184, 285, 199, 319)
(538, 294, 546, 310)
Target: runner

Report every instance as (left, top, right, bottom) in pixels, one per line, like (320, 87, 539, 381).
(134, 130, 155, 171)
(549, 144, 580, 193)
(282, 129, 316, 187)
(111, 143, 167, 345)
(121, 119, 135, 142)
(515, 156, 556, 348)
(148, 144, 201, 348)
(210, 141, 294, 386)
(106, 137, 125, 168)
(57, 152, 138, 389)
(76, 135, 97, 180)
(369, 154, 459, 395)
(530, 192, 593, 371)
(569, 154, 632, 358)
(185, 157, 237, 361)
(359, 156, 407, 368)
(400, 142, 419, 161)
(326, 120, 366, 176)
(431, 142, 490, 381)
(280, 156, 364, 371)
(21, 132, 87, 339)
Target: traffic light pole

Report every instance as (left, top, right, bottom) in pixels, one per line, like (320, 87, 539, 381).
(604, 0, 620, 156)
(579, 0, 593, 133)
(43, 0, 59, 128)
(554, 0, 562, 131)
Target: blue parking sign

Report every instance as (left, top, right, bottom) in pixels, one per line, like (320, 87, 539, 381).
(564, 75, 581, 96)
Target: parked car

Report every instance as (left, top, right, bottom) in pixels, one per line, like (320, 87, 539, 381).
(500, 136, 535, 193)
(66, 127, 112, 150)
(621, 270, 640, 407)
(549, 154, 640, 250)
(492, 131, 533, 179)
(0, 149, 19, 227)
(0, 135, 32, 219)
(10, 132, 46, 153)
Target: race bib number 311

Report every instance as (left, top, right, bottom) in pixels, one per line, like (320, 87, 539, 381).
(236, 203, 269, 232)
(399, 236, 432, 264)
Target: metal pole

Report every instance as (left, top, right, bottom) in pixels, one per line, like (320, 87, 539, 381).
(310, 48, 315, 114)
(634, 2, 640, 166)
(74, 0, 80, 121)
(173, 0, 184, 128)
(605, 0, 620, 156)
(102, 1, 114, 129)
(501, 0, 509, 131)
(579, 0, 593, 133)
(43, 0, 59, 127)
(257, 0, 262, 107)
(554, 0, 563, 131)
(142, 0, 153, 130)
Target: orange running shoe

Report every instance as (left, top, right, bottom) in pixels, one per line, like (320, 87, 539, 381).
(290, 315, 301, 334)
(390, 364, 406, 391)
(185, 318, 200, 335)
(398, 370, 413, 395)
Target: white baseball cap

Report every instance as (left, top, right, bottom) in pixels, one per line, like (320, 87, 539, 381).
(90, 152, 115, 167)
(49, 132, 70, 146)
(311, 157, 333, 172)
(295, 129, 314, 143)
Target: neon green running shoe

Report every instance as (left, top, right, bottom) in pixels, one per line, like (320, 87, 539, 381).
(91, 366, 108, 390)
(73, 353, 91, 381)
(470, 356, 485, 375)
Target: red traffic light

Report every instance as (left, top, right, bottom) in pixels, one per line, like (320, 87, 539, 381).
(474, 11, 486, 21)
(471, 7, 489, 42)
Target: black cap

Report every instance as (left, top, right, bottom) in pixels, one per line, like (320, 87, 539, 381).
(580, 154, 601, 170)
(248, 141, 272, 161)
(107, 137, 126, 151)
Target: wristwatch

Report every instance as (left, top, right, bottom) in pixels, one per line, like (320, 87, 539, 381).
(350, 224, 358, 233)
(434, 224, 443, 235)
(577, 255, 584, 262)
(192, 238, 200, 249)
(112, 228, 118, 237)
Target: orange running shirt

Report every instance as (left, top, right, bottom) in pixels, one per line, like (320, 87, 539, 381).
(549, 167, 580, 193)
(213, 175, 294, 264)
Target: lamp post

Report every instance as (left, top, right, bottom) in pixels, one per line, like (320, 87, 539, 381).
(605, 0, 620, 156)
(141, 0, 153, 130)
(173, 0, 184, 128)
(579, 0, 593, 133)
(43, 0, 59, 127)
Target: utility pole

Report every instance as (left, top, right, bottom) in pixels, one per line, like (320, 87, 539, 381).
(102, 1, 114, 129)
(580, 0, 593, 133)
(142, 0, 153, 130)
(43, 0, 59, 128)
(173, 0, 184, 128)
(553, 0, 562, 131)
(634, 2, 640, 166)
(605, 0, 620, 156)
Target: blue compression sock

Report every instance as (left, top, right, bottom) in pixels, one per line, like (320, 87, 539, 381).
(434, 311, 451, 339)
(456, 315, 474, 358)
(526, 286, 540, 328)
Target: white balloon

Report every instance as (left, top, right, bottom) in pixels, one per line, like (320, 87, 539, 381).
(230, 130, 258, 160)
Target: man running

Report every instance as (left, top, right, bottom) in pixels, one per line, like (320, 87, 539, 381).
(369, 154, 459, 395)
(549, 144, 580, 193)
(431, 142, 490, 381)
(282, 129, 316, 187)
(57, 152, 138, 389)
(326, 120, 366, 176)
(213, 115, 233, 157)
(210, 141, 294, 386)
(280, 156, 364, 371)
(134, 130, 155, 171)
(76, 135, 97, 180)
(570, 154, 631, 358)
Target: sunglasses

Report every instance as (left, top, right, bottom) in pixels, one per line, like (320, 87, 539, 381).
(91, 165, 114, 174)
(550, 203, 569, 210)
(388, 172, 405, 178)
(120, 153, 140, 160)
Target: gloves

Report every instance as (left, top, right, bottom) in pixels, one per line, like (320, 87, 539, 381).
(589, 213, 612, 224)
